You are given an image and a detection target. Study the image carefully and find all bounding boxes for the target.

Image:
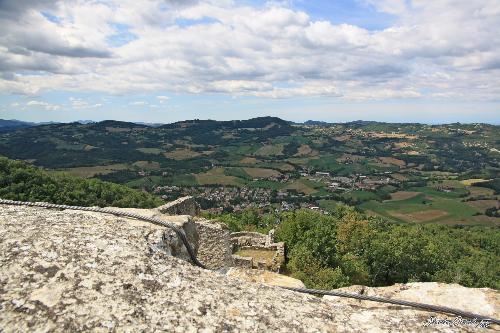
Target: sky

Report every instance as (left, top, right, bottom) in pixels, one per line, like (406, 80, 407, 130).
(0, 0, 499, 124)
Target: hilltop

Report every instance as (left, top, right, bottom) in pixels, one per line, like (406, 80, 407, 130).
(0, 203, 497, 332)
(0, 117, 497, 226)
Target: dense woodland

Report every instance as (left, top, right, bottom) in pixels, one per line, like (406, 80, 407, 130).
(209, 208, 500, 290)
(0, 157, 163, 208)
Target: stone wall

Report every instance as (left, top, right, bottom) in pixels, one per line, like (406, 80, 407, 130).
(230, 229, 285, 272)
(194, 218, 233, 270)
(156, 196, 200, 216)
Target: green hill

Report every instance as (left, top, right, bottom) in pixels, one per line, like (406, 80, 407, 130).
(0, 157, 163, 208)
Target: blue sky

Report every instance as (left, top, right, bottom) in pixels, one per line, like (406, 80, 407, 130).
(0, 0, 499, 124)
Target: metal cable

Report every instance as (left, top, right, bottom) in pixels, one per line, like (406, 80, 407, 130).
(0, 198, 207, 269)
(283, 287, 500, 325)
(1, 199, 498, 325)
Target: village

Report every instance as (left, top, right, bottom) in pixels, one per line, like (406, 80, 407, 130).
(152, 167, 401, 214)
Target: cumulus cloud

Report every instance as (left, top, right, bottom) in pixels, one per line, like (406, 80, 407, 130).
(69, 97, 102, 109)
(26, 100, 61, 111)
(0, 0, 499, 102)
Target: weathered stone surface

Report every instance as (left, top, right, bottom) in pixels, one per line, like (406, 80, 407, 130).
(0, 205, 498, 332)
(226, 267, 305, 288)
(324, 283, 500, 332)
(102, 207, 199, 262)
(194, 218, 233, 270)
(156, 196, 200, 216)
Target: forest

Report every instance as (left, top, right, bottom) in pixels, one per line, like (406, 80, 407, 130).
(0, 157, 163, 208)
(209, 207, 500, 290)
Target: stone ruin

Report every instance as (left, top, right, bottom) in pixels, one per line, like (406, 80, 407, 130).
(156, 196, 286, 273)
(230, 230, 285, 272)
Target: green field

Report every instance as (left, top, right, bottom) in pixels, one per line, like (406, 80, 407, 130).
(359, 192, 493, 225)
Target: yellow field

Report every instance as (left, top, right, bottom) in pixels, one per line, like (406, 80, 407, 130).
(294, 144, 317, 157)
(164, 148, 202, 160)
(240, 157, 259, 164)
(460, 179, 490, 186)
(378, 157, 406, 167)
(391, 173, 409, 181)
(243, 167, 281, 178)
(468, 186, 495, 197)
(195, 168, 242, 186)
(59, 163, 128, 178)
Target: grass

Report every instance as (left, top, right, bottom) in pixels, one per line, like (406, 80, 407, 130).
(172, 174, 198, 186)
(389, 191, 421, 201)
(360, 193, 483, 225)
(408, 186, 468, 199)
(466, 200, 499, 213)
(467, 186, 495, 197)
(247, 180, 285, 190)
(56, 163, 128, 178)
(254, 144, 284, 156)
(126, 176, 167, 188)
(195, 167, 245, 186)
(239, 157, 259, 164)
(224, 167, 252, 180)
(243, 167, 281, 179)
(378, 157, 406, 167)
(164, 148, 202, 160)
(284, 178, 319, 195)
(342, 190, 379, 202)
(132, 160, 160, 170)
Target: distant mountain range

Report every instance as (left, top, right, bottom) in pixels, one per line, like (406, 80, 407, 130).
(0, 119, 36, 133)
(1, 117, 497, 134)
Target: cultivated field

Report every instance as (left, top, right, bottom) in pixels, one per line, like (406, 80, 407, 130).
(164, 148, 202, 160)
(389, 191, 421, 201)
(58, 164, 128, 178)
(195, 168, 243, 186)
(243, 167, 281, 179)
(254, 144, 284, 156)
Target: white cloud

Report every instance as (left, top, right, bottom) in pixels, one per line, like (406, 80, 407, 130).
(130, 101, 148, 106)
(156, 95, 170, 103)
(69, 97, 102, 109)
(26, 100, 61, 111)
(0, 0, 498, 102)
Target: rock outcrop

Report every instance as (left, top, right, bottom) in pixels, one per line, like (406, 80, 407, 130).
(0, 204, 498, 332)
(226, 267, 305, 288)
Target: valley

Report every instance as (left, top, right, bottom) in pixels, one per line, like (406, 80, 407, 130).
(0, 116, 498, 225)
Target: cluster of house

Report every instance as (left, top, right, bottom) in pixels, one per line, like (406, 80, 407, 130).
(298, 170, 398, 193)
(154, 185, 273, 212)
